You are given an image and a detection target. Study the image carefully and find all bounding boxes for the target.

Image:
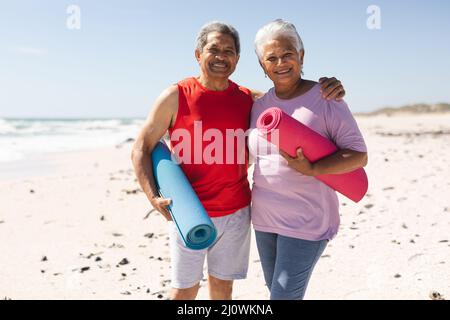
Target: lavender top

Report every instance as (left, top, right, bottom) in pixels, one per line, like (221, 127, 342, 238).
(249, 83, 367, 241)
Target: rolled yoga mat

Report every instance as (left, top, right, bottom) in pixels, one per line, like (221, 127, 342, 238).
(256, 107, 368, 203)
(151, 141, 217, 250)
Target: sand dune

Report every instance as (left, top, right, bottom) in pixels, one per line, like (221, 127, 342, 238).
(356, 103, 450, 116)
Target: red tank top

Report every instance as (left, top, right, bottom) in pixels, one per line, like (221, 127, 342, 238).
(168, 77, 252, 217)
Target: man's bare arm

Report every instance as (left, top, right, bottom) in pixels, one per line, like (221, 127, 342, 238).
(131, 85, 178, 221)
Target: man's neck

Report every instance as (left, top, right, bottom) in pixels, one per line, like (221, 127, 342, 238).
(197, 75, 230, 91)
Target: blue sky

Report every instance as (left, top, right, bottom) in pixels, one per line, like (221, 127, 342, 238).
(1, 0, 449, 118)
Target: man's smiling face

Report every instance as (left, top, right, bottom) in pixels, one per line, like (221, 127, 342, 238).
(196, 31, 240, 81)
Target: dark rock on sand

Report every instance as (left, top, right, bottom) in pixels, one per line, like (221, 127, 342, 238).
(116, 138, 135, 149)
(429, 291, 445, 300)
(123, 189, 141, 195)
(118, 258, 129, 266)
(160, 280, 171, 287)
(80, 267, 90, 273)
(109, 243, 125, 249)
(81, 252, 103, 259)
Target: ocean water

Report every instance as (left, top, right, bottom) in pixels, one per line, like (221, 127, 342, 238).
(0, 118, 144, 163)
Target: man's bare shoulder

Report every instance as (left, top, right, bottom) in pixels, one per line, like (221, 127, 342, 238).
(151, 84, 179, 117)
(158, 84, 178, 104)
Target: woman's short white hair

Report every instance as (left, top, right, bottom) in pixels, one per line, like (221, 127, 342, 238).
(254, 19, 304, 60)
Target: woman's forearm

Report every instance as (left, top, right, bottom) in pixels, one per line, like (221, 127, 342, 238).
(312, 149, 368, 176)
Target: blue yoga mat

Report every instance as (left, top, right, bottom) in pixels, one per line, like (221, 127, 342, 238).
(151, 141, 217, 250)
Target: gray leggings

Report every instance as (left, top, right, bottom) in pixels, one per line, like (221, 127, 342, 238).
(255, 231, 328, 300)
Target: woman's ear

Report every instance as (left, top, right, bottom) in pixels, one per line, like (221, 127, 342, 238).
(259, 60, 267, 76)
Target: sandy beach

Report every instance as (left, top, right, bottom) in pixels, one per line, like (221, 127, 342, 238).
(1, 113, 449, 300)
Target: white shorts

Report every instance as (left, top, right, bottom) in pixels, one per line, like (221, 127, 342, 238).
(168, 206, 251, 289)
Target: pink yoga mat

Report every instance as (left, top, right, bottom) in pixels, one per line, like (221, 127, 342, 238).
(256, 107, 368, 203)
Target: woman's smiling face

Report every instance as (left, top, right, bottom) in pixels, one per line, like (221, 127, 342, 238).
(260, 36, 304, 86)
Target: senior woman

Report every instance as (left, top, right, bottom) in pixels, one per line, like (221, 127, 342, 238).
(249, 19, 368, 300)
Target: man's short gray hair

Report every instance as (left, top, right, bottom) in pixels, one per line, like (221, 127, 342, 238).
(196, 21, 241, 55)
(254, 19, 304, 60)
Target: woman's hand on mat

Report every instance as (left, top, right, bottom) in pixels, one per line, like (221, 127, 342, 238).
(319, 77, 345, 101)
(279, 148, 316, 176)
(150, 196, 173, 221)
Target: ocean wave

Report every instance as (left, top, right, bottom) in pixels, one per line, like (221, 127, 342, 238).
(0, 118, 18, 135)
(0, 118, 144, 162)
(0, 118, 144, 136)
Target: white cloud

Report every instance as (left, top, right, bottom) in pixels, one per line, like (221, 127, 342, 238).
(15, 46, 48, 57)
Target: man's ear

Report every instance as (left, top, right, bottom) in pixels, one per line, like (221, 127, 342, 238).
(195, 48, 201, 64)
(299, 49, 305, 65)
